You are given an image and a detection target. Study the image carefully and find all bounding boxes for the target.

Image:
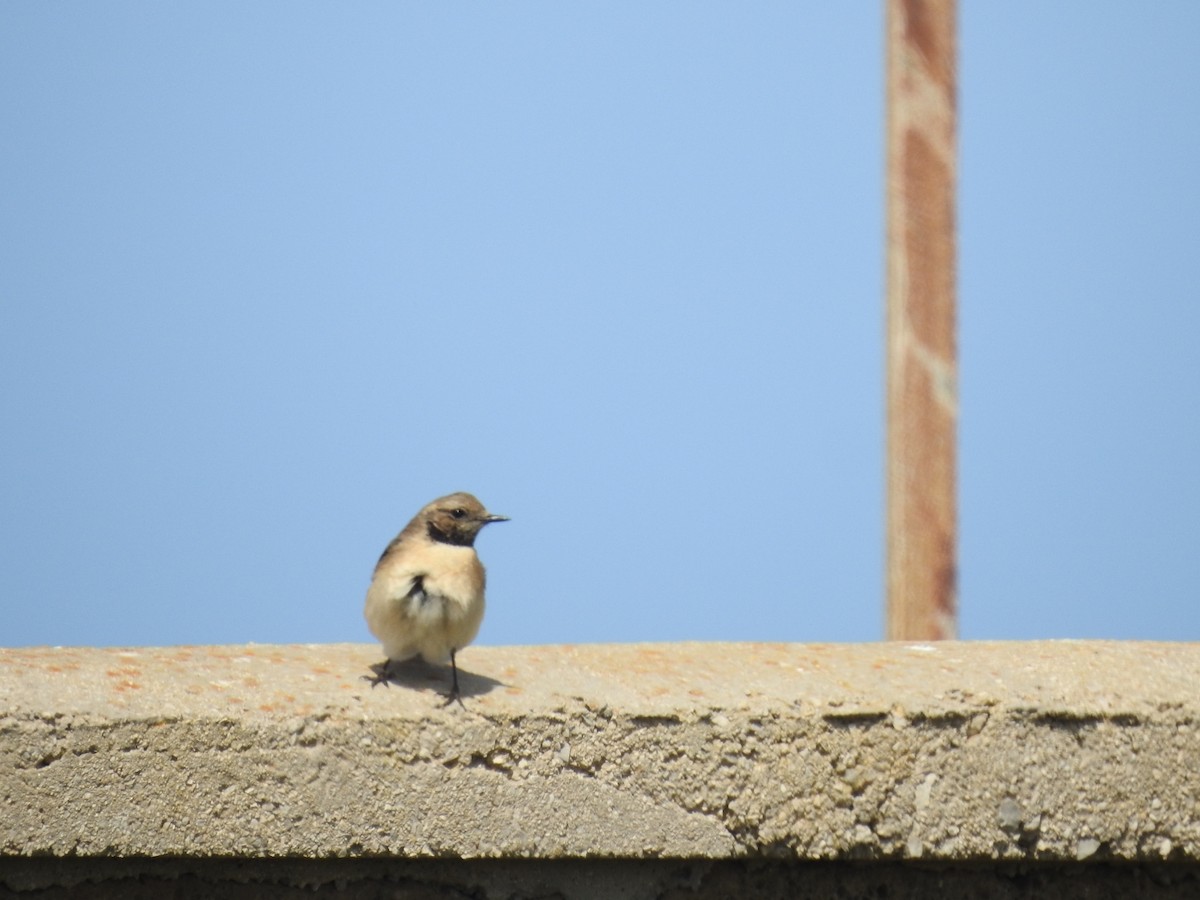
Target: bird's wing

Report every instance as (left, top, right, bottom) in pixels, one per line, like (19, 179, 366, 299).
(406, 573, 427, 604)
(374, 535, 405, 572)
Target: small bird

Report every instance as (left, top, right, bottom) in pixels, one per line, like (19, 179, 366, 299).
(364, 492, 508, 704)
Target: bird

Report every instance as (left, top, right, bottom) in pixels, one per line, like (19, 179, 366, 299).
(364, 492, 508, 704)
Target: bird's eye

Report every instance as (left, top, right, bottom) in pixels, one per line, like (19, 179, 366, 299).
(450, 508, 467, 520)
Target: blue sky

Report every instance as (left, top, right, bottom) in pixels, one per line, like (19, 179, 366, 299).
(2, 4, 1197, 651)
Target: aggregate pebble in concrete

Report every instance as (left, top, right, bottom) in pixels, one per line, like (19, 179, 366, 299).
(2, 641, 1198, 862)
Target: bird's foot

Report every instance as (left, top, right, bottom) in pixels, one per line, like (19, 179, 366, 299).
(440, 649, 466, 708)
(363, 660, 394, 688)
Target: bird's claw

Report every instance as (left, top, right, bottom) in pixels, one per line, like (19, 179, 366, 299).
(364, 660, 394, 688)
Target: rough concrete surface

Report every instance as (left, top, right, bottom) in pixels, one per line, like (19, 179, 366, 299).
(2, 641, 1198, 873)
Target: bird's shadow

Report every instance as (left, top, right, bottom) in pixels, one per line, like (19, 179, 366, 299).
(364, 657, 504, 700)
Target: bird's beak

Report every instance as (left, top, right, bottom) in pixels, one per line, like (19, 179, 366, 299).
(484, 514, 510, 524)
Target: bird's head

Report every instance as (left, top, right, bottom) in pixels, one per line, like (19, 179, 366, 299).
(422, 492, 509, 547)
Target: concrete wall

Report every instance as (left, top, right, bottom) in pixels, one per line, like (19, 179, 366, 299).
(3, 641, 1199, 897)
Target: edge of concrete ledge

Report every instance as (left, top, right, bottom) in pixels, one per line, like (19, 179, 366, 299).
(3, 641, 1199, 863)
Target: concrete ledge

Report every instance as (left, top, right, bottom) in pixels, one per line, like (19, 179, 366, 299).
(3, 641, 1199, 867)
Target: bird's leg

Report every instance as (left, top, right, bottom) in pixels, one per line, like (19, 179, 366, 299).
(363, 658, 394, 688)
(441, 648, 465, 708)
